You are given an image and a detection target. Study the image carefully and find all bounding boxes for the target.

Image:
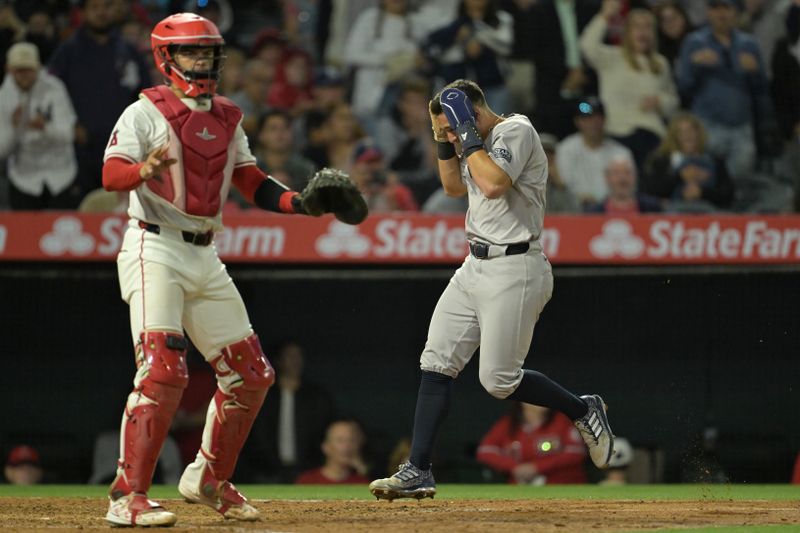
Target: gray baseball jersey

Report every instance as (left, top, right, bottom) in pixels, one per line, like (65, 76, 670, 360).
(420, 113, 553, 399)
(463, 114, 548, 245)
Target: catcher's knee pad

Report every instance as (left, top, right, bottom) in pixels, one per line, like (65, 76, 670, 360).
(211, 334, 274, 394)
(111, 331, 189, 498)
(138, 331, 190, 388)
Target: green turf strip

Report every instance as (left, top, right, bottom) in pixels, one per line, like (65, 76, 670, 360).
(652, 525, 798, 533)
(0, 484, 798, 501)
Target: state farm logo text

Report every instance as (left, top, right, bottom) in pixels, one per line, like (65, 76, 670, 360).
(215, 226, 285, 257)
(316, 219, 468, 258)
(315, 220, 561, 259)
(589, 219, 800, 260)
(649, 220, 800, 259)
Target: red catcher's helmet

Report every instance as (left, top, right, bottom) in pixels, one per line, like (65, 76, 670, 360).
(151, 13, 225, 97)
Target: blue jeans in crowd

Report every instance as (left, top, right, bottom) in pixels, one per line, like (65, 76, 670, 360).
(701, 120, 755, 181)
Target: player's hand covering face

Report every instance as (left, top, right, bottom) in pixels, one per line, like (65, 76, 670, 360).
(429, 109, 449, 143)
(435, 114, 458, 146)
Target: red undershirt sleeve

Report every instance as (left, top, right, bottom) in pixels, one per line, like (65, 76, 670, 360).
(231, 164, 265, 204)
(102, 157, 145, 192)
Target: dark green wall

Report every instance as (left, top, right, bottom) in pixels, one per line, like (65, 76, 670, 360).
(1, 264, 797, 483)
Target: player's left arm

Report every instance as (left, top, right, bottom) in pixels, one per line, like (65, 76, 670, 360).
(467, 120, 534, 199)
(232, 164, 305, 214)
(465, 150, 512, 199)
(233, 124, 368, 223)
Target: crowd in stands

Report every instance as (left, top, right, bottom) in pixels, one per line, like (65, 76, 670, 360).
(0, 0, 799, 214)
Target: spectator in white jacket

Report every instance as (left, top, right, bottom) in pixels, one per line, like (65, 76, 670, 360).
(580, 0, 679, 171)
(0, 43, 78, 209)
(343, 0, 428, 123)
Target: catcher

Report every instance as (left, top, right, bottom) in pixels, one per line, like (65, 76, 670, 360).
(101, 13, 365, 527)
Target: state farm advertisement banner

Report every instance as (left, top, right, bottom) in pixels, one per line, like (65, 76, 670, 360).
(0, 212, 799, 265)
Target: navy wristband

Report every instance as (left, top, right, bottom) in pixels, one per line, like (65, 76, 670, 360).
(436, 141, 456, 160)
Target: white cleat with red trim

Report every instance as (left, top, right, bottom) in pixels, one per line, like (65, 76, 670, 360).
(178, 474, 259, 521)
(105, 493, 177, 527)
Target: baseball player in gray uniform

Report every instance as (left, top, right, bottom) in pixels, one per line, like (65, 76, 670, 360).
(370, 80, 614, 500)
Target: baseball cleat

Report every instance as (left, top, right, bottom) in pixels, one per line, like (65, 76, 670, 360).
(369, 462, 436, 501)
(105, 493, 177, 527)
(575, 394, 615, 469)
(178, 478, 259, 521)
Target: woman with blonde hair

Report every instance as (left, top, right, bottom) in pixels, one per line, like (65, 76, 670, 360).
(580, 0, 678, 169)
(642, 112, 733, 211)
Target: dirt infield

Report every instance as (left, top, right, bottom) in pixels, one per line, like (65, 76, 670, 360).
(2, 497, 799, 532)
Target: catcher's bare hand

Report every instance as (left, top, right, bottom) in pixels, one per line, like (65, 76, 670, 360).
(140, 145, 176, 181)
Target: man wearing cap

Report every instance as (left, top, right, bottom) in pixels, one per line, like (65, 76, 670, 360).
(349, 140, 418, 212)
(4, 445, 43, 485)
(0, 42, 79, 209)
(555, 97, 633, 206)
(676, 0, 770, 180)
(311, 67, 346, 110)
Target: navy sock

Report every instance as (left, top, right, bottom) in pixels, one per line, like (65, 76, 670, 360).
(408, 370, 454, 470)
(507, 369, 588, 420)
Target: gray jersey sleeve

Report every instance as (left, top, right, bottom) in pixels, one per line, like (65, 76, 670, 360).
(487, 120, 534, 183)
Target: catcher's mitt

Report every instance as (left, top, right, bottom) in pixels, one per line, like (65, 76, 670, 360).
(297, 168, 368, 225)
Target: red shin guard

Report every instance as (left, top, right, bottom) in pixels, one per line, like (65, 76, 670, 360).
(204, 334, 274, 481)
(110, 332, 189, 499)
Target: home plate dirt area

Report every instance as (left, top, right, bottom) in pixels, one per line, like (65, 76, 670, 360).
(1, 498, 798, 532)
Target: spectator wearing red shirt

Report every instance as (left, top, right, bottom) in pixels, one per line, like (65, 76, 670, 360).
(295, 419, 370, 485)
(792, 452, 800, 484)
(477, 403, 588, 485)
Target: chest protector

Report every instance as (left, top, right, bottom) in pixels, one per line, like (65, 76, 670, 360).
(142, 85, 242, 216)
